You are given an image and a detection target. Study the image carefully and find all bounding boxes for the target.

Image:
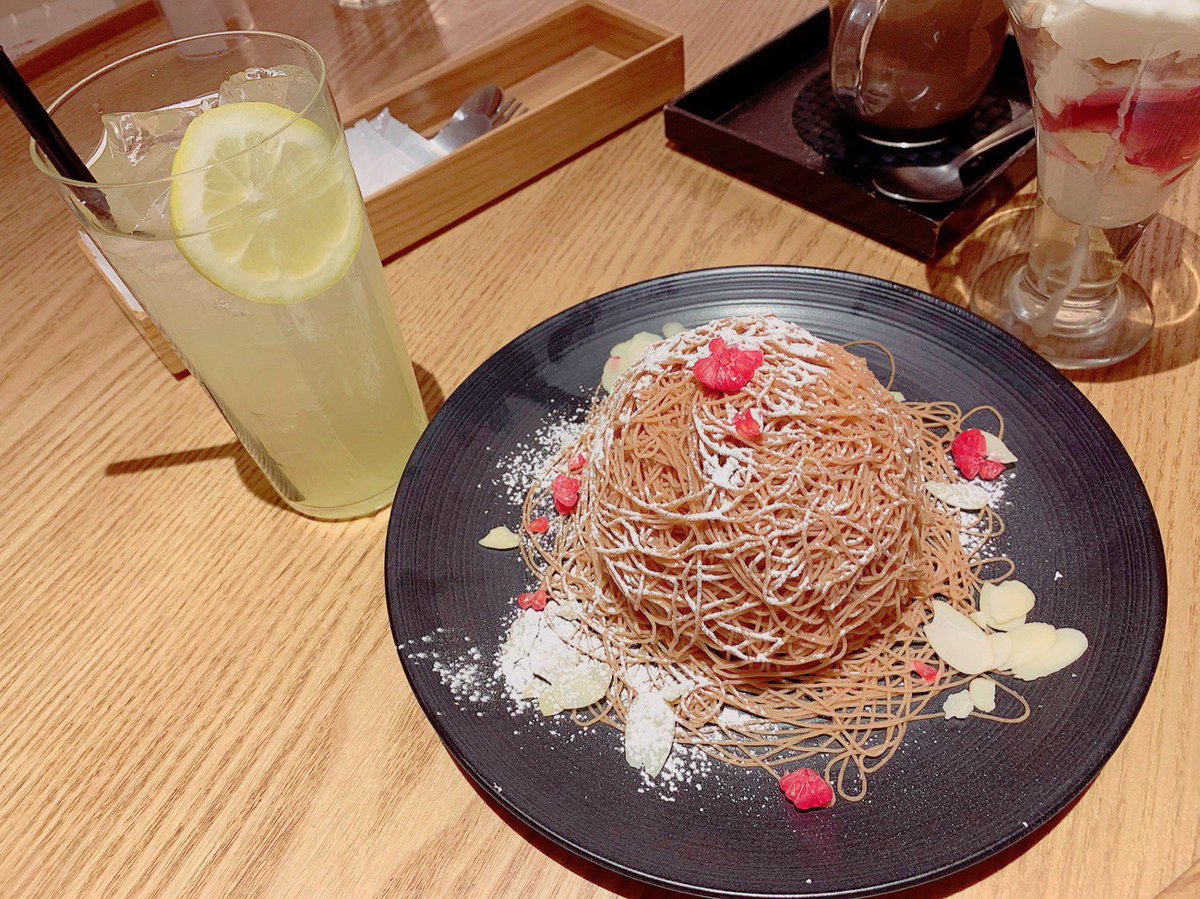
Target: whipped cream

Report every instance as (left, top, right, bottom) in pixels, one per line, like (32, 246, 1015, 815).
(1019, 0, 1200, 62)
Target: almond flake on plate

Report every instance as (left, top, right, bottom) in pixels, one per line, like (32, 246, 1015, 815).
(479, 525, 520, 550)
(1010, 628, 1088, 681)
(545, 659, 612, 710)
(1001, 622, 1057, 671)
(942, 690, 974, 719)
(624, 688, 677, 778)
(969, 677, 998, 713)
(982, 431, 1018, 465)
(924, 600, 994, 674)
(925, 481, 990, 510)
(983, 581, 1036, 628)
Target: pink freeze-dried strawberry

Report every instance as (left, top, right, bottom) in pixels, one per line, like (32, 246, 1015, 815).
(516, 589, 548, 611)
(733, 410, 761, 441)
(779, 768, 834, 811)
(693, 339, 764, 394)
(911, 660, 938, 683)
(951, 429, 987, 480)
(568, 453, 587, 472)
(551, 475, 580, 515)
(526, 517, 550, 534)
(978, 458, 1006, 481)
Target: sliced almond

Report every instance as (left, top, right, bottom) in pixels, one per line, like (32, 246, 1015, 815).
(1010, 628, 1088, 681)
(992, 614, 1027, 632)
(548, 659, 612, 710)
(987, 580, 1036, 627)
(507, 610, 543, 655)
(625, 688, 676, 777)
(1002, 622, 1057, 670)
(970, 610, 989, 628)
(890, 390, 906, 403)
(924, 600, 994, 675)
(546, 598, 582, 621)
(988, 632, 1013, 669)
(982, 431, 1018, 465)
(536, 681, 565, 716)
(925, 481, 990, 510)
(528, 625, 580, 679)
(943, 690, 974, 719)
(479, 526, 520, 550)
(662, 322, 686, 338)
(969, 677, 998, 713)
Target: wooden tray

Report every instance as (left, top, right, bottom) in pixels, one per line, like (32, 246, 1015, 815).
(347, 0, 683, 259)
(85, 0, 683, 377)
(663, 8, 1035, 259)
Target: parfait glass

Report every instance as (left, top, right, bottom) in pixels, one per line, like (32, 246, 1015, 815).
(971, 0, 1200, 369)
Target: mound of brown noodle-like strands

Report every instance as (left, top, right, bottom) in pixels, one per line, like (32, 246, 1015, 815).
(520, 316, 1028, 800)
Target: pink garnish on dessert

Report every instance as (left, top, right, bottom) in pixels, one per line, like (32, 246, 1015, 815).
(951, 429, 987, 480)
(693, 339, 764, 394)
(779, 768, 834, 811)
(733, 410, 761, 441)
(977, 459, 1006, 481)
(517, 589, 548, 611)
(526, 517, 550, 534)
(568, 453, 587, 472)
(551, 475, 580, 515)
(911, 660, 939, 684)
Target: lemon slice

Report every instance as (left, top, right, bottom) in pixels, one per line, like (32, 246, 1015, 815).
(169, 101, 362, 304)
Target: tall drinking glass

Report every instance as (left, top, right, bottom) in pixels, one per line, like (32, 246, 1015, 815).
(972, 1, 1200, 369)
(32, 32, 427, 519)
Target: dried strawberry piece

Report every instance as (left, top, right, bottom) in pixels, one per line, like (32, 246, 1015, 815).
(693, 339, 764, 394)
(526, 517, 550, 535)
(551, 475, 580, 515)
(911, 660, 938, 683)
(978, 459, 1006, 481)
(779, 768, 834, 811)
(733, 410, 761, 441)
(568, 453, 587, 472)
(951, 429, 987, 480)
(517, 589, 548, 611)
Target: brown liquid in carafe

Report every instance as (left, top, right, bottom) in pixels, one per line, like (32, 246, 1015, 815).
(830, 0, 1009, 131)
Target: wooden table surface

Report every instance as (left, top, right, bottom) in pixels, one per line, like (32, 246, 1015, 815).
(2, 1, 1197, 896)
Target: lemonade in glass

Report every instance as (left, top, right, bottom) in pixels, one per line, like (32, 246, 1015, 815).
(33, 33, 426, 519)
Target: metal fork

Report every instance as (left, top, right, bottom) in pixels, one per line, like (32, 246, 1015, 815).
(490, 97, 525, 127)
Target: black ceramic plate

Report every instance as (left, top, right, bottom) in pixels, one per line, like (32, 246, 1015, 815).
(385, 267, 1165, 898)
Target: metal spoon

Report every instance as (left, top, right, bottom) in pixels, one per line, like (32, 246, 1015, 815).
(872, 110, 1036, 204)
(451, 85, 503, 123)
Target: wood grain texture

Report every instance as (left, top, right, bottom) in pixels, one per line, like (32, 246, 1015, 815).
(0, 1, 1196, 897)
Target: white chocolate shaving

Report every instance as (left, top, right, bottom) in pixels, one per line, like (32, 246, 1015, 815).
(479, 525, 521, 550)
(924, 600, 994, 675)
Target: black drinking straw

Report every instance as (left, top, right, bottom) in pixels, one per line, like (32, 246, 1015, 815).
(0, 45, 114, 225)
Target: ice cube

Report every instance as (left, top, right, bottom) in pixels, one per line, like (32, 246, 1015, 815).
(90, 95, 215, 234)
(218, 65, 319, 112)
(97, 94, 217, 172)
